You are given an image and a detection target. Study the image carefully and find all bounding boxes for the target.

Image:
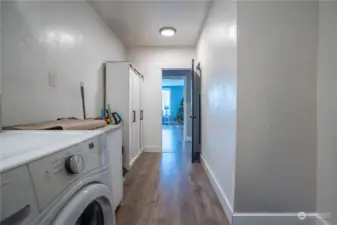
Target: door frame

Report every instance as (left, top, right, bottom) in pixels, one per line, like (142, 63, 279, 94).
(161, 69, 192, 145)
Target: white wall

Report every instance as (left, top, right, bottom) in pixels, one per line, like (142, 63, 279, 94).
(196, 0, 237, 221)
(0, 1, 2, 130)
(1, 1, 125, 126)
(236, 1, 318, 214)
(317, 2, 337, 225)
(127, 47, 195, 151)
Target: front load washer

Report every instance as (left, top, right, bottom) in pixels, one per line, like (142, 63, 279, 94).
(0, 130, 116, 225)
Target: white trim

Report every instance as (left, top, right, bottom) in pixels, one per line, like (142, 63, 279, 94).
(144, 146, 161, 152)
(316, 216, 330, 225)
(201, 155, 234, 224)
(234, 213, 300, 217)
(128, 148, 144, 170)
(124, 164, 131, 171)
(233, 213, 321, 225)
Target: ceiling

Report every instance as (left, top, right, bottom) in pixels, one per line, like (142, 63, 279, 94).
(89, 0, 211, 47)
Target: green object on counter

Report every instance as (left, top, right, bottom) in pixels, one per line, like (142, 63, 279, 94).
(123, 178, 126, 183)
(107, 104, 112, 116)
(106, 104, 112, 124)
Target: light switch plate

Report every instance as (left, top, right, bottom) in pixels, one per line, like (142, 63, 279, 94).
(49, 73, 57, 87)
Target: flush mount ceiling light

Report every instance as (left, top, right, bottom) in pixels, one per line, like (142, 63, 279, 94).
(160, 27, 176, 37)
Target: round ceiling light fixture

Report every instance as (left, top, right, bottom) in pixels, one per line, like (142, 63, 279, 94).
(160, 27, 176, 37)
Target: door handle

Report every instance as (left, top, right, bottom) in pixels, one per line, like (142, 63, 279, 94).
(140, 110, 144, 120)
(133, 111, 136, 123)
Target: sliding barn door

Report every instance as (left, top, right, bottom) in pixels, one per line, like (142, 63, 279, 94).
(130, 69, 141, 161)
(140, 77, 145, 151)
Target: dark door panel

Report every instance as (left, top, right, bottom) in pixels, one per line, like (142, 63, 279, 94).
(191, 59, 201, 163)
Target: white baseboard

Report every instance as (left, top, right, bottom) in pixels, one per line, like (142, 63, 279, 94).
(144, 146, 161, 152)
(316, 216, 331, 225)
(201, 155, 234, 224)
(233, 213, 323, 225)
(201, 157, 325, 225)
(126, 148, 144, 171)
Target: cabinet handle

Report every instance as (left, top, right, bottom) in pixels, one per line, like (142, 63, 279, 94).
(133, 111, 136, 123)
(140, 110, 143, 120)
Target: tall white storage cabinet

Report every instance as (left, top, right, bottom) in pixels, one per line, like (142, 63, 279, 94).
(105, 62, 144, 171)
(140, 76, 144, 152)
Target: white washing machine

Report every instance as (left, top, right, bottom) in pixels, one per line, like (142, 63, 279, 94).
(0, 130, 116, 225)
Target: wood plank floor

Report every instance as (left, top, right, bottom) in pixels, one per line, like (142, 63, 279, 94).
(116, 125, 230, 225)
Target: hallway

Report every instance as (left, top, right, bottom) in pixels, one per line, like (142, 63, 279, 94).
(116, 125, 229, 225)
(162, 125, 184, 153)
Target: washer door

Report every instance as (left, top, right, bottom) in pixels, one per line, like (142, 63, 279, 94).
(52, 184, 115, 225)
(75, 201, 104, 225)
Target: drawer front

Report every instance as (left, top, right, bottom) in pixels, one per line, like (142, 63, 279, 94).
(1, 166, 39, 224)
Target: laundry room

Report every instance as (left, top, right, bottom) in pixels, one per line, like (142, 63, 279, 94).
(2, 1, 336, 225)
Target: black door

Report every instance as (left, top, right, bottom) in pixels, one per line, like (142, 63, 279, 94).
(75, 201, 104, 225)
(191, 59, 201, 163)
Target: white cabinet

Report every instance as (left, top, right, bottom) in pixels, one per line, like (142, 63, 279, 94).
(140, 76, 144, 152)
(105, 127, 123, 210)
(105, 62, 144, 171)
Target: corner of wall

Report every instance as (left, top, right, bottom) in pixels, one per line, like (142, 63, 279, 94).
(316, 216, 331, 225)
(201, 155, 234, 224)
(196, 0, 237, 223)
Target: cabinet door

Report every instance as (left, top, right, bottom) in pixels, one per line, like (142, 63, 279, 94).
(140, 78, 144, 151)
(130, 69, 141, 161)
(134, 72, 141, 157)
(128, 70, 134, 166)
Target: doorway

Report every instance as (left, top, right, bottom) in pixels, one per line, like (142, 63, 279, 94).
(162, 69, 191, 153)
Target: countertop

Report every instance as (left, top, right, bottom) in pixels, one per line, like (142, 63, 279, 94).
(96, 124, 123, 133)
(0, 130, 104, 173)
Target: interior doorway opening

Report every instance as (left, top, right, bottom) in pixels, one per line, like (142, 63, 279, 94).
(161, 69, 192, 153)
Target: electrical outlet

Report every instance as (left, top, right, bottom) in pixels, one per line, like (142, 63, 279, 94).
(49, 72, 57, 87)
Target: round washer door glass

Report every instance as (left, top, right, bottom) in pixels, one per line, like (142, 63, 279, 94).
(75, 201, 104, 225)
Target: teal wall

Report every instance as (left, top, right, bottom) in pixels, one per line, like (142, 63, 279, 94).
(163, 86, 184, 122)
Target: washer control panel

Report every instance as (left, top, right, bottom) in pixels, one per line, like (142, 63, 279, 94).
(65, 154, 84, 174)
(28, 134, 107, 210)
